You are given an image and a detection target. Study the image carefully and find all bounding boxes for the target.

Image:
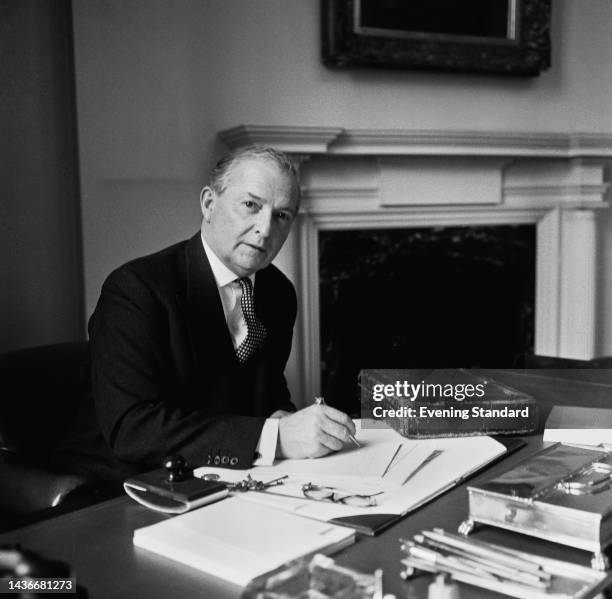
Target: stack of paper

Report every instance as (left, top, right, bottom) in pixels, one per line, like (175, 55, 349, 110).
(133, 497, 355, 586)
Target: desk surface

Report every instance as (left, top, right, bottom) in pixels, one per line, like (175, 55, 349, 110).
(2, 370, 612, 598)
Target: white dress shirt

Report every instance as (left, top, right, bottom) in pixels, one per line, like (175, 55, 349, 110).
(201, 234, 278, 465)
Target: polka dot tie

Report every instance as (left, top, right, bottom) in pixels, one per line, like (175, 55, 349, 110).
(235, 278, 267, 364)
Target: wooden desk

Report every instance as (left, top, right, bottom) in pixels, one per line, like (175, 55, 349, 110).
(2, 371, 611, 598)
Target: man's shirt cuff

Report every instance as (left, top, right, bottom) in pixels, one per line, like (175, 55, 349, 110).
(253, 418, 279, 466)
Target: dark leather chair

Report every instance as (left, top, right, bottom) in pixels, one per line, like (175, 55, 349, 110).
(0, 342, 118, 532)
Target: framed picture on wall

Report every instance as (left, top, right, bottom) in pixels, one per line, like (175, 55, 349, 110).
(322, 0, 551, 76)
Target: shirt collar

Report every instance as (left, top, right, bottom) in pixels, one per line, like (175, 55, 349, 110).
(201, 232, 255, 289)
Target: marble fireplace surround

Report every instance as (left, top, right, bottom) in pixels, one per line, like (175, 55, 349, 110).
(220, 126, 612, 403)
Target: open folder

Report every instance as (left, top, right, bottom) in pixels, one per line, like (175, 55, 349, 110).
(195, 420, 523, 535)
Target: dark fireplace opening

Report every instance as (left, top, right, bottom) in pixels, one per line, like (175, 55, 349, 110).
(319, 225, 536, 415)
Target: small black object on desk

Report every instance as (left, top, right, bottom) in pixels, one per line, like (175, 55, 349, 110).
(123, 455, 229, 513)
(163, 455, 193, 483)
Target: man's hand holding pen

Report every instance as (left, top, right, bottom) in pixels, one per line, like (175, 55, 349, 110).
(276, 399, 359, 459)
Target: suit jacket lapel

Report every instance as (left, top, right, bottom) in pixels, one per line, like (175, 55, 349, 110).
(181, 234, 237, 374)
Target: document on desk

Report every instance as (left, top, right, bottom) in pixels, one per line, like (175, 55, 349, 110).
(194, 421, 513, 535)
(543, 405, 612, 446)
(261, 438, 402, 478)
(133, 497, 355, 587)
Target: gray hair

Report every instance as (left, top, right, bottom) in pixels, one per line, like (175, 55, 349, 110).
(209, 145, 300, 198)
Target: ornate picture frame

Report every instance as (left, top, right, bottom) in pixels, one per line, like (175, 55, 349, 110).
(322, 0, 551, 76)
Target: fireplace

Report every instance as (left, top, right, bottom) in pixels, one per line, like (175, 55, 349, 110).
(219, 126, 611, 406)
(319, 224, 536, 413)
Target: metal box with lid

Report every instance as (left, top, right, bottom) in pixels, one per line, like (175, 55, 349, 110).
(461, 443, 612, 570)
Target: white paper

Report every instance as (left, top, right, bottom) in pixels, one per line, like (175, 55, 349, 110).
(133, 497, 354, 586)
(194, 421, 506, 523)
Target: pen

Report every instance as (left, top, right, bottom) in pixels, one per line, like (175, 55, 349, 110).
(404, 545, 498, 581)
(411, 535, 550, 583)
(425, 529, 546, 576)
(314, 396, 361, 448)
(400, 548, 549, 590)
(407, 536, 549, 586)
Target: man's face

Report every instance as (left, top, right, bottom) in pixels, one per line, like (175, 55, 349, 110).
(200, 158, 299, 278)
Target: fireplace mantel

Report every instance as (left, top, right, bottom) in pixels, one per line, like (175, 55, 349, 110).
(220, 125, 612, 158)
(220, 125, 612, 405)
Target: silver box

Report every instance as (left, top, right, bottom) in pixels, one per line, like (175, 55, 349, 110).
(461, 443, 612, 570)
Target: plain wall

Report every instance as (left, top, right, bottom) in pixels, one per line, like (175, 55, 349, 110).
(71, 1, 612, 361)
(0, 0, 83, 353)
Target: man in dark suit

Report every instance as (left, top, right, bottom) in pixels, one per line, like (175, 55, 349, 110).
(89, 146, 356, 474)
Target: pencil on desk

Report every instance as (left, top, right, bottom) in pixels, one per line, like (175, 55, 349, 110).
(381, 443, 402, 478)
(425, 529, 547, 576)
(400, 545, 549, 590)
(400, 555, 549, 591)
(314, 396, 361, 448)
(411, 535, 550, 586)
(401, 449, 442, 486)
